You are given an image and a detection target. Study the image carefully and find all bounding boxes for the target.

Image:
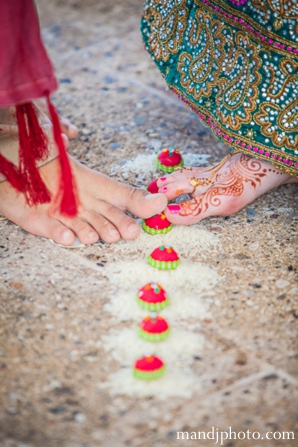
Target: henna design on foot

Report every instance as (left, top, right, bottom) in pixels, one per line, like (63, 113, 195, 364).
(179, 154, 267, 217)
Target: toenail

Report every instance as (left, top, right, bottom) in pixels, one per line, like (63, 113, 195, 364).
(61, 230, 73, 242)
(160, 187, 168, 193)
(128, 223, 139, 233)
(167, 204, 181, 214)
(87, 231, 97, 240)
(160, 177, 167, 181)
(143, 194, 158, 202)
(108, 228, 119, 236)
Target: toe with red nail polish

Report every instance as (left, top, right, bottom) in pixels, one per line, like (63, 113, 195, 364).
(167, 204, 181, 214)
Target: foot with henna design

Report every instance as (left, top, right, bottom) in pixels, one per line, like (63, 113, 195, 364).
(157, 153, 298, 225)
(0, 155, 167, 246)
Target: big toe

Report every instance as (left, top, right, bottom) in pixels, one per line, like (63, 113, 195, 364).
(125, 187, 168, 219)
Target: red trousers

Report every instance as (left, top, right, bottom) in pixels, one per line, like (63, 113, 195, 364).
(0, 0, 57, 107)
(0, 0, 77, 216)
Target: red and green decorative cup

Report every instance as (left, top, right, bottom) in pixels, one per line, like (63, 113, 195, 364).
(133, 354, 165, 380)
(139, 313, 170, 342)
(137, 282, 169, 311)
(156, 146, 184, 173)
(142, 213, 172, 235)
(148, 245, 180, 270)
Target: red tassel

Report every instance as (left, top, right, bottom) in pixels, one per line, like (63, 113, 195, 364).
(16, 103, 51, 206)
(0, 103, 51, 206)
(0, 153, 24, 192)
(46, 94, 78, 217)
(0, 98, 78, 217)
(25, 102, 49, 160)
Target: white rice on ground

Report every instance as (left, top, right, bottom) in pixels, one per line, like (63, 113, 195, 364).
(101, 327, 204, 367)
(97, 181, 221, 398)
(119, 152, 211, 176)
(98, 367, 200, 399)
(102, 258, 219, 323)
(102, 258, 220, 293)
(103, 288, 212, 323)
(102, 223, 219, 260)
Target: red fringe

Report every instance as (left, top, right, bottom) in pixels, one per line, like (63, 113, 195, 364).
(0, 153, 24, 192)
(0, 99, 78, 217)
(46, 94, 78, 217)
(16, 103, 51, 205)
(25, 102, 49, 160)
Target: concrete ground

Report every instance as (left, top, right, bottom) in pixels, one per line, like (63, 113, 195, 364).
(0, 1, 297, 446)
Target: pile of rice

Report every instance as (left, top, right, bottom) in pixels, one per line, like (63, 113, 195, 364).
(99, 151, 221, 398)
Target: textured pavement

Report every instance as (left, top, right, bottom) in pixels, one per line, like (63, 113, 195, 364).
(0, 1, 297, 446)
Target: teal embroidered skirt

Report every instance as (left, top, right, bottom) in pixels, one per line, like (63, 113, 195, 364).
(141, 0, 298, 177)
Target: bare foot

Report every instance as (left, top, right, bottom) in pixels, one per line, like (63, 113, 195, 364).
(0, 156, 167, 245)
(34, 98, 78, 140)
(156, 153, 298, 225)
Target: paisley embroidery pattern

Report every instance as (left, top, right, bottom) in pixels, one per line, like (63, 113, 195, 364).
(177, 10, 225, 100)
(216, 31, 262, 130)
(143, 0, 189, 62)
(141, 0, 298, 176)
(253, 0, 298, 36)
(255, 58, 298, 149)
